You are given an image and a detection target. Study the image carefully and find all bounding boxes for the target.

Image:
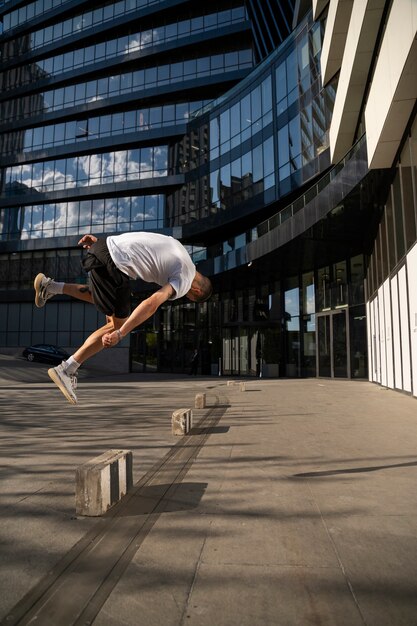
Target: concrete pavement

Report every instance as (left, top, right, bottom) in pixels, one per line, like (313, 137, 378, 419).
(1, 354, 417, 625)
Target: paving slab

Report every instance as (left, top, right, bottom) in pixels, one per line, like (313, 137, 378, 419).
(1, 355, 417, 625)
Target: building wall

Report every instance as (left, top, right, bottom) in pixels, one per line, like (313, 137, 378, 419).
(1, 1, 415, 392)
(317, 0, 417, 396)
(365, 0, 417, 169)
(169, 13, 335, 231)
(1, 7, 338, 375)
(366, 119, 417, 396)
(0, 0, 253, 242)
(0, 0, 255, 369)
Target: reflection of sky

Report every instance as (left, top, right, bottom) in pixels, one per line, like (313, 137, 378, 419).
(285, 287, 300, 331)
(13, 147, 167, 192)
(305, 284, 315, 314)
(19, 194, 164, 239)
(284, 285, 316, 331)
(125, 30, 154, 53)
(285, 287, 299, 317)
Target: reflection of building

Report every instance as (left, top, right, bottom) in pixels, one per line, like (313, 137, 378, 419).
(245, 0, 296, 61)
(0, 181, 41, 240)
(0, 204, 23, 241)
(0, 1, 416, 399)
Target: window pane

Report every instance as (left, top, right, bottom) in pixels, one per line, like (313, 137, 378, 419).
(230, 102, 240, 138)
(250, 85, 262, 122)
(400, 146, 417, 251)
(252, 144, 263, 182)
(262, 75, 272, 114)
(241, 94, 251, 129)
(278, 125, 289, 165)
(286, 49, 297, 92)
(392, 173, 405, 260)
(263, 138, 274, 177)
(220, 110, 230, 142)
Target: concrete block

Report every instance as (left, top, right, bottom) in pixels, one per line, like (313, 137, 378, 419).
(195, 392, 206, 409)
(172, 408, 193, 435)
(75, 449, 133, 517)
(239, 382, 246, 391)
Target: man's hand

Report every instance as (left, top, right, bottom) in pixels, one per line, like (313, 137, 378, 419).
(78, 234, 98, 249)
(101, 285, 174, 351)
(102, 330, 121, 348)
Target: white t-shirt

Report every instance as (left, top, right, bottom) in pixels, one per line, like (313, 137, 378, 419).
(106, 232, 196, 300)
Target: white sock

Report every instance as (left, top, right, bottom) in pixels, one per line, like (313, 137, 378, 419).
(63, 356, 80, 375)
(48, 281, 64, 294)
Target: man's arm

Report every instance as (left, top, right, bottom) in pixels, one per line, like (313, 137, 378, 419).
(102, 283, 174, 347)
(78, 234, 98, 249)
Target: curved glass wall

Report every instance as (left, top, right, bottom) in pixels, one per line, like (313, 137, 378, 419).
(3, 0, 73, 32)
(201, 134, 368, 274)
(1, 8, 247, 91)
(2, 0, 167, 35)
(0, 195, 166, 240)
(0, 50, 253, 124)
(166, 15, 336, 226)
(0, 101, 210, 155)
(0, 5, 384, 381)
(4, 146, 169, 194)
(1, 11, 335, 246)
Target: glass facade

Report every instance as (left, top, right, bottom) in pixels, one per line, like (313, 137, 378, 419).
(1, 8, 247, 89)
(5, 146, 169, 194)
(246, 0, 295, 61)
(0, 50, 253, 123)
(0, 195, 166, 240)
(1, 101, 210, 155)
(0, 1, 254, 243)
(166, 17, 335, 226)
(3, 0, 171, 35)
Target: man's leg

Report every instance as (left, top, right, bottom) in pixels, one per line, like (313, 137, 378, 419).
(63, 283, 94, 304)
(48, 315, 127, 404)
(72, 315, 127, 364)
(34, 273, 94, 307)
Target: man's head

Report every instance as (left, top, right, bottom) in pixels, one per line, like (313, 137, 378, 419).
(186, 271, 213, 303)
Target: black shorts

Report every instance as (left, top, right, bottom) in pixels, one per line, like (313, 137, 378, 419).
(81, 238, 130, 318)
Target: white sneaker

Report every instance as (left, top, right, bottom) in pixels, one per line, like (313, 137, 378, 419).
(48, 363, 78, 405)
(34, 273, 55, 308)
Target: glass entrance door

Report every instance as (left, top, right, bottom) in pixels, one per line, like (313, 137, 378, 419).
(317, 315, 331, 376)
(317, 310, 350, 378)
(223, 328, 240, 375)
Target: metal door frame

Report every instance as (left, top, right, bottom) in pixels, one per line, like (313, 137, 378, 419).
(316, 308, 351, 378)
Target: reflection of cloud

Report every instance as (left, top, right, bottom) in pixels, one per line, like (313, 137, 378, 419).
(132, 207, 156, 220)
(21, 164, 75, 192)
(11, 148, 167, 194)
(285, 290, 299, 318)
(32, 208, 50, 232)
(306, 292, 315, 315)
(153, 146, 168, 176)
(20, 193, 163, 239)
(124, 30, 155, 54)
(114, 151, 127, 182)
(89, 154, 102, 180)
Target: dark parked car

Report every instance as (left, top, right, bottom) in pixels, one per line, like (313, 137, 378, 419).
(22, 344, 70, 365)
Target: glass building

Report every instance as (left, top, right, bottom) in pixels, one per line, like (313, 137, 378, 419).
(1, 0, 416, 398)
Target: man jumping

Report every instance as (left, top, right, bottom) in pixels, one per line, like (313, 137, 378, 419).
(34, 232, 212, 404)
